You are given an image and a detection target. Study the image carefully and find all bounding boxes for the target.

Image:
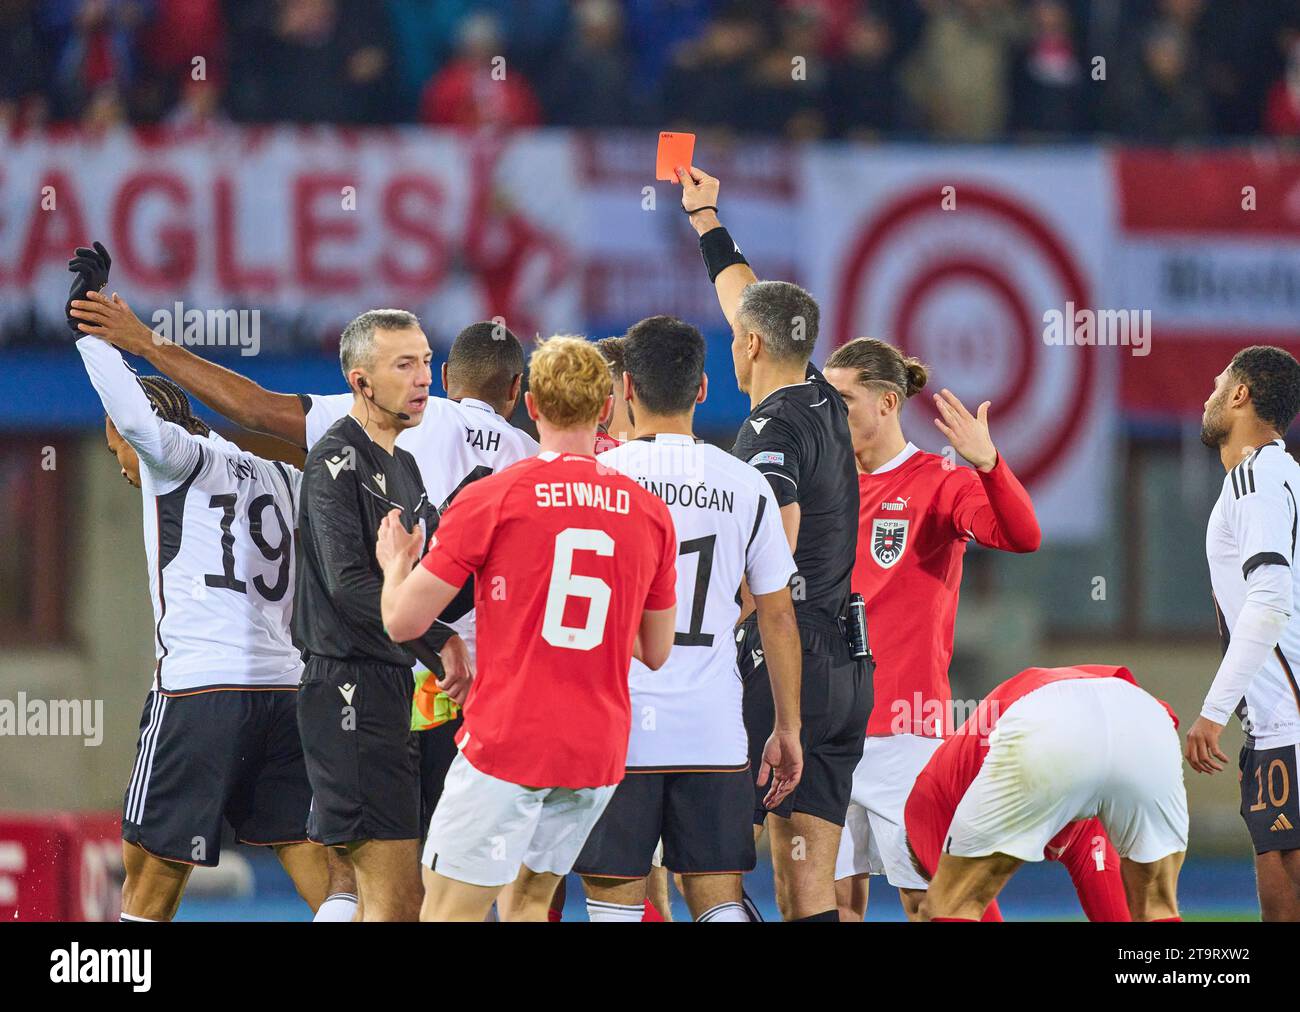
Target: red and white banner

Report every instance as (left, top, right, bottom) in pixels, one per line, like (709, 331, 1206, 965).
(1111, 149, 1300, 416)
(0, 811, 121, 921)
(0, 127, 581, 349)
(3, 129, 1296, 539)
(801, 148, 1118, 542)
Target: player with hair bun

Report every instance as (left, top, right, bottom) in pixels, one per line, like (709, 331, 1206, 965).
(823, 337, 1044, 921)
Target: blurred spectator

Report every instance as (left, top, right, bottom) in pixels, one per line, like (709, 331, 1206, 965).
(1111, 23, 1211, 141)
(661, 8, 765, 133)
(748, 6, 828, 139)
(543, 0, 636, 127)
(164, 77, 227, 136)
(779, 0, 859, 59)
(1011, 0, 1083, 136)
(386, 0, 474, 115)
(479, 0, 572, 83)
(623, 0, 715, 103)
(2, 0, 1296, 141)
(420, 11, 542, 128)
(133, 0, 224, 123)
(825, 9, 912, 138)
(1265, 33, 1300, 138)
(0, 1, 49, 130)
(38, 0, 151, 122)
(229, 0, 396, 124)
(903, 0, 1023, 142)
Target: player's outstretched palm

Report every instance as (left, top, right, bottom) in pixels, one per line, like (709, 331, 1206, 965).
(758, 729, 803, 810)
(932, 388, 999, 472)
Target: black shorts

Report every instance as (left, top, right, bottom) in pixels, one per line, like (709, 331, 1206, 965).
(739, 614, 872, 827)
(1239, 743, 1300, 854)
(573, 768, 757, 878)
(419, 715, 463, 835)
(298, 656, 420, 846)
(121, 688, 310, 867)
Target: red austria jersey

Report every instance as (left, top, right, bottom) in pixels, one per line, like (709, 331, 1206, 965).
(421, 451, 677, 789)
(854, 443, 1038, 736)
(916, 665, 1169, 816)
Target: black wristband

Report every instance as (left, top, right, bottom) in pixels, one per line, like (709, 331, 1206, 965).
(699, 226, 749, 284)
(683, 204, 718, 215)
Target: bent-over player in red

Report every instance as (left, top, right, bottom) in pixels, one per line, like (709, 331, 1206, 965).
(904, 664, 1187, 921)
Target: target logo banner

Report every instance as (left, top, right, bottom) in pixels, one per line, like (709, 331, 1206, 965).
(802, 149, 1119, 543)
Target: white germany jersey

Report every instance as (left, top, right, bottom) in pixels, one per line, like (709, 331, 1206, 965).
(78, 338, 302, 693)
(1206, 439, 1300, 749)
(598, 434, 797, 769)
(304, 392, 539, 660)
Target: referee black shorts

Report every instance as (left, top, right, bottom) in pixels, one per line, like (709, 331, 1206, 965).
(738, 613, 873, 828)
(298, 656, 420, 846)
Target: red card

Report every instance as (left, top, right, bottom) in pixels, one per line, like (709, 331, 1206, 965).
(656, 131, 696, 182)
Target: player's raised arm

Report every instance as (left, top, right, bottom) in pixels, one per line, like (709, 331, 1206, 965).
(935, 388, 1042, 553)
(75, 335, 202, 486)
(678, 165, 756, 326)
(70, 289, 308, 448)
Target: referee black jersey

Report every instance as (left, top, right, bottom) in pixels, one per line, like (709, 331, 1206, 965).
(295, 414, 461, 666)
(731, 363, 858, 627)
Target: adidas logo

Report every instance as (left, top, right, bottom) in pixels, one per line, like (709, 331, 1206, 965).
(1270, 814, 1294, 832)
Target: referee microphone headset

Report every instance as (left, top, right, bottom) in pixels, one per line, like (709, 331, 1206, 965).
(355, 375, 411, 422)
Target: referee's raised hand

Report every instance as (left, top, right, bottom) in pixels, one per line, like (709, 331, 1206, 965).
(677, 165, 720, 232)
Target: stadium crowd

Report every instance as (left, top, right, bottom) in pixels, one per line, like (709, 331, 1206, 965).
(2, 0, 1299, 141)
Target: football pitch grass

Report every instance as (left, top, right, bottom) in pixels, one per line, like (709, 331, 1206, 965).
(174, 850, 1261, 922)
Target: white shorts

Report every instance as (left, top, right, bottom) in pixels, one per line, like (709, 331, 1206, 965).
(422, 752, 616, 888)
(947, 677, 1188, 864)
(835, 733, 943, 890)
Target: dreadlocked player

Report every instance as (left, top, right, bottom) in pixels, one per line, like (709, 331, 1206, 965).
(71, 244, 332, 921)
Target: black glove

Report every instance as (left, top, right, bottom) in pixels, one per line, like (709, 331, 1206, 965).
(65, 241, 112, 334)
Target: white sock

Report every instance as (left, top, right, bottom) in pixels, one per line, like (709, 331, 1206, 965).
(697, 901, 748, 922)
(313, 892, 359, 922)
(119, 913, 159, 922)
(586, 899, 643, 922)
(741, 889, 764, 922)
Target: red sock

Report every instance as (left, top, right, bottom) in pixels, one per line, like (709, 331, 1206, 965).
(641, 899, 665, 922)
(931, 916, 977, 922)
(1152, 916, 1181, 922)
(547, 907, 563, 922)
